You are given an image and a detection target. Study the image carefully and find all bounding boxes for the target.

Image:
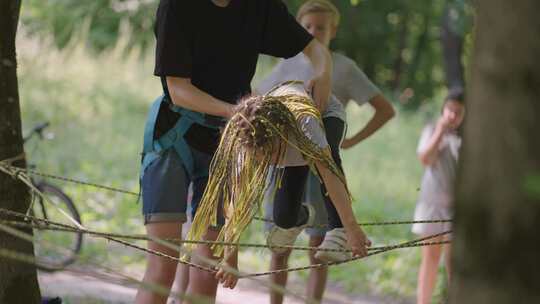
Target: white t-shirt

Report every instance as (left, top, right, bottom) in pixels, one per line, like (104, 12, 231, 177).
(267, 83, 329, 167)
(256, 52, 381, 121)
(331, 52, 381, 108)
(417, 124, 461, 206)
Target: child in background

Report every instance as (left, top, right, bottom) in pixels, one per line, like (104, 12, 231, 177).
(412, 89, 465, 304)
(256, 1, 394, 303)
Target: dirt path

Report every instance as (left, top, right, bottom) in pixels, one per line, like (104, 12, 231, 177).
(39, 271, 400, 304)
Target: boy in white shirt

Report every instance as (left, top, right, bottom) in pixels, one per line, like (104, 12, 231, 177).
(256, 1, 394, 303)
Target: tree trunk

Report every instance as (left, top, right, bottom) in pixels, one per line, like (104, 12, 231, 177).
(389, 11, 410, 91)
(451, 0, 540, 303)
(441, 2, 465, 91)
(405, 6, 432, 89)
(0, 0, 42, 302)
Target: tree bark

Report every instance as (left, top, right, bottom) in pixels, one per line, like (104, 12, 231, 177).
(451, 0, 540, 303)
(441, 2, 465, 91)
(405, 6, 432, 89)
(0, 0, 42, 302)
(389, 11, 410, 91)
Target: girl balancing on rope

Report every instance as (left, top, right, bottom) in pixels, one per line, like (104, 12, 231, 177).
(185, 81, 371, 288)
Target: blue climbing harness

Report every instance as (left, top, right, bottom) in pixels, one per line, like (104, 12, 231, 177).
(140, 95, 221, 180)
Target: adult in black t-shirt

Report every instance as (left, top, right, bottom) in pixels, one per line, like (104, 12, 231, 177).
(136, 1, 333, 303)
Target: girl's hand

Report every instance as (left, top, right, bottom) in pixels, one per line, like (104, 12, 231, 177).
(345, 225, 371, 258)
(215, 266, 238, 289)
(215, 247, 239, 289)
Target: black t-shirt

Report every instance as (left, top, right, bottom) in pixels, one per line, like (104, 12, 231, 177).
(153, 0, 313, 153)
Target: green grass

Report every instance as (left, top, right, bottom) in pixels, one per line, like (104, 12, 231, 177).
(17, 34, 449, 302)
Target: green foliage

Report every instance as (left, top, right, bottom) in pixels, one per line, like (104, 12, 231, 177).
(524, 174, 540, 199)
(18, 33, 157, 268)
(286, 0, 467, 108)
(21, 0, 158, 52)
(20, 0, 473, 106)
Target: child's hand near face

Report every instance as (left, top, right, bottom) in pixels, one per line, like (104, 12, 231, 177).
(215, 246, 239, 289)
(437, 115, 452, 132)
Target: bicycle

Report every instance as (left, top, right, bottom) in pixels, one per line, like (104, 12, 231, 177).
(24, 122, 83, 271)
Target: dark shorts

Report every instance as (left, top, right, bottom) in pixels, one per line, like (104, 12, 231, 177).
(263, 169, 329, 237)
(141, 147, 224, 226)
(263, 116, 345, 236)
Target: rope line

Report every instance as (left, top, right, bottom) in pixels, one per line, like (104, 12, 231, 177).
(0, 211, 314, 302)
(0, 162, 217, 275)
(0, 164, 83, 228)
(0, 208, 215, 273)
(0, 207, 450, 277)
(253, 216, 452, 227)
(0, 152, 26, 165)
(0, 208, 449, 254)
(241, 231, 451, 278)
(0, 222, 213, 304)
(0, 163, 452, 227)
(0, 159, 453, 278)
(0, 163, 139, 196)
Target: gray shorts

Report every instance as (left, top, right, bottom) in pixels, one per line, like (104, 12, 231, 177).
(263, 172, 329, 237)
(141, 148, 224, 226)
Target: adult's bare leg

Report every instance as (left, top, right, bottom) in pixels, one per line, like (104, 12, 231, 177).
(135, 222, 183, 304)
(169, 263, 190, 304)
(186, 229, 220, 304)
(169, 220, 192, 304)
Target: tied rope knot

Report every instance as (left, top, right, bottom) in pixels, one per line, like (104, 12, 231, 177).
(0, 152, 25, 166)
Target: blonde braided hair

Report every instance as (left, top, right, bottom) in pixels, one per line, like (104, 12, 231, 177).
(185, 82, 350, 258)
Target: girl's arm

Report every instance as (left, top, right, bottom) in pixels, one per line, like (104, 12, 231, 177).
(314, 162, 370, 257)
(166, 76, 235, 118)
(215, 246, 239, 289)
(341, 94, 395, 149)
(418, 118, 450, 166)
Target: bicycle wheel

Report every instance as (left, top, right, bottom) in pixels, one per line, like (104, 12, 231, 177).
(32, 182, 83, 271)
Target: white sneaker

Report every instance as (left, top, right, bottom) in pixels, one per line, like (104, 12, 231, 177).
(267, 203, 315, 255)
(314, 228, 352, 262)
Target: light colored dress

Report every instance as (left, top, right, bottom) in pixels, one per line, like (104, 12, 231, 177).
(412, 123, 461, 236)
